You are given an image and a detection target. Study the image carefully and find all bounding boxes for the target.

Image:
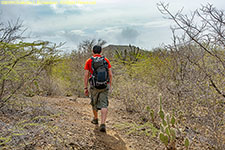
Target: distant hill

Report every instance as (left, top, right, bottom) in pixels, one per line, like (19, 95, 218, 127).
(102, 44, 145, 59)
(103, 44, 140, 52)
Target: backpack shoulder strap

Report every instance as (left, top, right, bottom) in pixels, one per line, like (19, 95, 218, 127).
(101, 56, 108, 67)
(91, 56, 95, 60)
(91, 56, 96, 73)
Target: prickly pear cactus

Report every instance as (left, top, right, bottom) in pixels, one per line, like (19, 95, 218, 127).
(158, 96, 189, 150)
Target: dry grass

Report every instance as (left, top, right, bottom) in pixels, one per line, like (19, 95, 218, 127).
(0, 95, 65, 149)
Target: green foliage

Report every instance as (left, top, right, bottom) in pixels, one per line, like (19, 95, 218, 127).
(0, 40, 61, 104)
(157, 96, 192, 150)
(0, 136, 11, 147)
(0, 109, 62, 149)
(171, 116, 175, 127)
(159, 133, 169, 146)
(115, 121, 159, 138)
(51, 51, 87, 96)
(147, 106, 155, 123)
(114, 45, 142, 65)
(159, 110, 165, 120)
(121, 50, 173, 86)
(184, 138, 190, 149)
(158, 96, 175, 149)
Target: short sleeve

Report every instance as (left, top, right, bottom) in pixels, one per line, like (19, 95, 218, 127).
(105, 58, 111, 68)
(84, 58, 91, 70)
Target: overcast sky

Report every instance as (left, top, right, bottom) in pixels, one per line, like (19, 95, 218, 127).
(0, 0, 224, 52)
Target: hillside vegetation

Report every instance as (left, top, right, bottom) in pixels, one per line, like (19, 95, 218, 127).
(0, 3, 224, 150)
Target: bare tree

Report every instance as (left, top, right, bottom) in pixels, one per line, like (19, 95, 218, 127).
(78, 38, 106, 54)
(0, 19, 62, 107)
(158, 2, 225, 98)
(0, 18, 26, 43)
(157, 3, 225, 149)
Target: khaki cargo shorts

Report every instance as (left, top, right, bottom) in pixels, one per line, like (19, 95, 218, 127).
(90, 86, 109, 110)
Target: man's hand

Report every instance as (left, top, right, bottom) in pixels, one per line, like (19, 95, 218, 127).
(109, 86, 112, 94)
(84, 89, 89, 96)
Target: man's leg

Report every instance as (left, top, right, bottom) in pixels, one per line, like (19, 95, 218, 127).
(90, 88, 99, 124)
(101, 108, 107, 124)
(91, 108, 98, 124)
(99, 108, 107, 132)
(93, 109, 98, 119)
(99, 88, 109, 132)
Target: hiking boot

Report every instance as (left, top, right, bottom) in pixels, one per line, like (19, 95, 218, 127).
(100, 124, 106, 132)
(91, 118, 98, 124)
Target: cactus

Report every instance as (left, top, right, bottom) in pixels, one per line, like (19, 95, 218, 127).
(159, 133, 169, 146)
(158, 98, 176, 149)
(114, 45, 141, 65)
(158, 95, 190, 150)
(184, 138, 190, 150)
(146, 106, 155, 123)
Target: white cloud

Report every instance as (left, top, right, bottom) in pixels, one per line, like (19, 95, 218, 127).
(96, 27, 121, 34)
(143, 20, 172, 28)
(49, 4, 64, 14)
(1, 0, 224, 51)
(95, 26, 121, 44)
(56, 30, 66, 35)
(71, 30, 86, 36)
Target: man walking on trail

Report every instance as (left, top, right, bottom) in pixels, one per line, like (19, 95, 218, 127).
(84, 45, 113, 132)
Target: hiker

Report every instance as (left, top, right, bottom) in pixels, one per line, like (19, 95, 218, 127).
(84, 45, 113, 132)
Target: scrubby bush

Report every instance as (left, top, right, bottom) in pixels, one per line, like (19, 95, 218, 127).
(0, 19, 62, 107)
(0, 19, 65, 149)
(113, 3, 224, 149)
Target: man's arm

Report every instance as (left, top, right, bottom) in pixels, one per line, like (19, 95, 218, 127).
(84, 70, 89, 96)
(84, 70, 89, 88)
(108, 68, 113, 88)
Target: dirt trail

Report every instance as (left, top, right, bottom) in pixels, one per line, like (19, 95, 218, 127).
(39, 96, 136, 150)
(32, 96, 219, 150)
